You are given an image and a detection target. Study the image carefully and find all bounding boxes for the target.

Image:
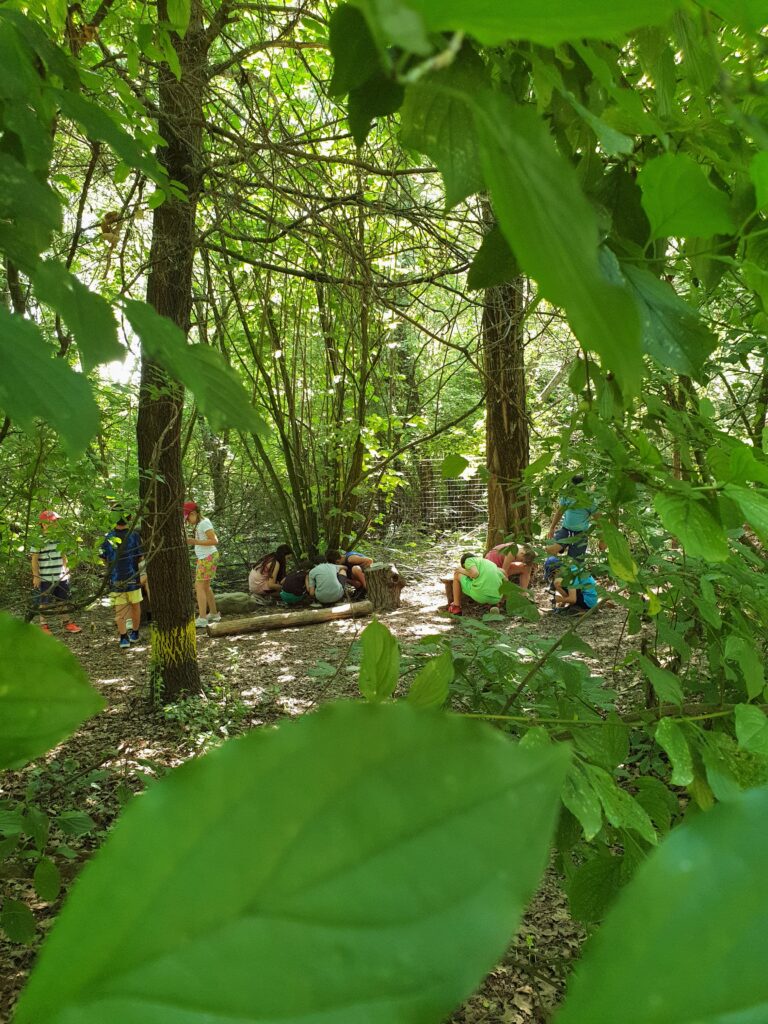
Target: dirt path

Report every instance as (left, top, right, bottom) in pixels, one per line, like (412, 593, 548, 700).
(1, 573, 629, 1022)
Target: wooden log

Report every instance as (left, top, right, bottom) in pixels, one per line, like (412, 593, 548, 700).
(366, 563, 405, 611)
(207, 600, 373, 637)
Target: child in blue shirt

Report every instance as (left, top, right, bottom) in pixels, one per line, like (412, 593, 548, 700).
(553, 565, 599, 613)
(547, 475, 598, 561)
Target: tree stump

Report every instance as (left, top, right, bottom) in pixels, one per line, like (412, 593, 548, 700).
(366, 563, 405, 612)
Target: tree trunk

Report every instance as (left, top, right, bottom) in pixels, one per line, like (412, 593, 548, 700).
(366, 565, 405, 611)
(483, 275, 531, 549)
(136, 1, 210, 701)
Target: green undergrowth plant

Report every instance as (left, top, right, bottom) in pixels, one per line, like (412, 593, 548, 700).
(161, 676, 250, 752)
(3, 610, 768, 1022)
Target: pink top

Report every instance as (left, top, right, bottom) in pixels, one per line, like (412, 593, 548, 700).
(484, 543, 515, 568)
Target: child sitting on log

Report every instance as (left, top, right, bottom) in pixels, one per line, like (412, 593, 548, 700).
(447, 553, 506, 617)
(485, 542, 536, 588)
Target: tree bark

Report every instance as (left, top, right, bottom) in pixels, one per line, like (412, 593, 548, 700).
(366, 565, 405, 611)
(483, 275, 531, 548)
(136, 1, 210, 701)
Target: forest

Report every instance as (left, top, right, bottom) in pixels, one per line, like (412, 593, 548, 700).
(1, 0, 768, 1021)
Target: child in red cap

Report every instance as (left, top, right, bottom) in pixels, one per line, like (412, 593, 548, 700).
(30, 511, 81, 635)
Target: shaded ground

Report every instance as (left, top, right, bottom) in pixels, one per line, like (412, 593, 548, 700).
(0, 559, 632, 1022)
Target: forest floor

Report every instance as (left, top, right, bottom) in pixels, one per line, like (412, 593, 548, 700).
(0, 543, 634, 1023)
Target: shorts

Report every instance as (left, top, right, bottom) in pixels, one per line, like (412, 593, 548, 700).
(38, 579, 70, 607)
(196, 551, 219, 584)
(553, 527, 588, 559)
(111, 589, 142, 607)
(280, 591, 304, 605)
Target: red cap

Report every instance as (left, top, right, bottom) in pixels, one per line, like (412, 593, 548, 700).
(183, 501, 198, 520)
(39, 510, 60, 522)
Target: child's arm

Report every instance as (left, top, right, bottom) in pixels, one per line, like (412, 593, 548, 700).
(31, 552, 41, 587)
(547, 505, 562, 539)
(554, 583, 576, 606)
(306, 573, 315, 597)
(462, 565, 480, 579)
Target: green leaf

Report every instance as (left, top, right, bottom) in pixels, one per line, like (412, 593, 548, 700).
(166, 0, 191, 35)
(53, 89, 166, 184)
(638, 153, 735, 240)
(556, 787, 768, 1024)
(441, 453, 469, 478)
(600, 522, 637, 582)
(358, 618, 400, 700)
(655, 718, 693, 786)
(0, 615, 104, 770)
(407, 650, 453, 709)
(146, 188, 166, 210)
(348, 73, 404, 146)
(0, 308, 100, 455)
(329, 4, 383, 96)
(725, 637, 765, 701)
(57, 811, 95, 837)
(637, 655, 683, 706)
(33, 858, 61, 902)
(124, 300, 268, 435)
(621, 263, 717, 377)
(467, 225, 520, 290)
(499, 581, 540, 622)
(0, 152, 61, 265)
(473, 95, 642, 393)
(723, 484, 768, 540)
(653, 491, 729, 561)
(734, 705, 768, 757)
(749, 151, 768, 210)
(632, 776, 678, 835)
(1, 899, 36, 945)
(15, 702, 570, 1024)
(567, 854, 623, 924)
(31, 261, 122, 371)
(562, 763, 603, 840)
(359, 0, 683, 46)
(583, 764, 657, 845)
(400, 51, 486, 208)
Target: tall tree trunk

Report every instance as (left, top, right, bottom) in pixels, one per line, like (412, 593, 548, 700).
(136, 1, 209, 700)
(484, 276, 531, 548)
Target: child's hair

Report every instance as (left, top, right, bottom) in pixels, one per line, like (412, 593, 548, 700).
(295, 559, 313, 572)
(460, 552, 478, 567)
(571, 474, 585, 485)
(544, 555, 562, 583)
(517, 543, 536, 565)
(255, 543, 293, 579)
(325, 548, 341, 564)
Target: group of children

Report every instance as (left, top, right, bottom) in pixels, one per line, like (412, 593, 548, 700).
(248, 546, 371, 608)
(445, 475, 599, 616)
(31, 474, 601, 642)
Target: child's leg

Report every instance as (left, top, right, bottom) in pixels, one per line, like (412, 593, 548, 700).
(443, 578, 453, 604)
(115, 598, 131, 635)
(204, 581, 217, 615)
(350, 565, 366, 589)
(452, 570, 464, 607)
(130, 594, 141, 631)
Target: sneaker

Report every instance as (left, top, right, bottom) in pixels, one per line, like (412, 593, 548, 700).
(128, 629, 140, 643)
(310, 601, 322, 608)
(40, 623, 52, 634)
(195, 616, 209, 628)
(207, 612, 221, 623)
(119, 634, 130, 649)
(448, 603, 463, 616)
(64, 622, 82, 633)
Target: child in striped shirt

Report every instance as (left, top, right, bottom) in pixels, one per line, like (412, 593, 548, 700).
(30, 510, 81, 634)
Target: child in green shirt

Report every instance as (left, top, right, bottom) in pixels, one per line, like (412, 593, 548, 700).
(448, 553, 506, 616)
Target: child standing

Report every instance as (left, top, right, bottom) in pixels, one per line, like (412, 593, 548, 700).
(30, 510, 81, 634)
(100, 514, 143, 648)
(183, 502, 221, 628)
(547, 475, 598, 561)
